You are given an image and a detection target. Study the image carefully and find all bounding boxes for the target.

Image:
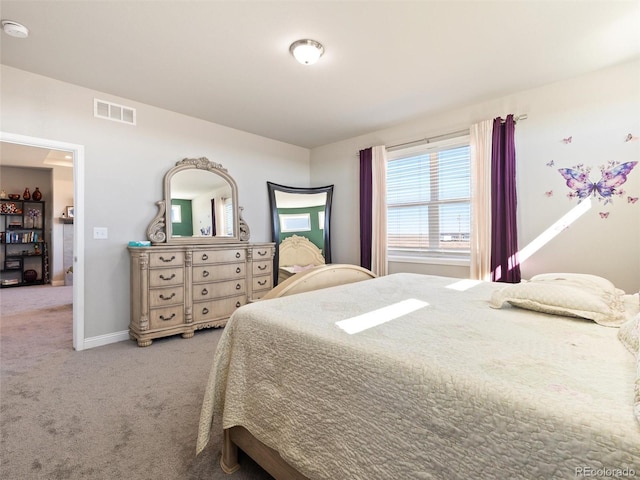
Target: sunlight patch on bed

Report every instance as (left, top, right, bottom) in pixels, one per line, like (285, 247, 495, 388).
(336, 299, 429, 334)
(445, 279, 484, 291)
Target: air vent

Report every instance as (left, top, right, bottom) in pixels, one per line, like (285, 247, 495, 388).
(94, 99, 136, 125)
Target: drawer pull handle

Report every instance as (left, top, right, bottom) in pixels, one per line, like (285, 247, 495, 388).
(235, 252, 241, 258)
(159, 273, 176, 281)
(202, 307, 209, 315)
(201, 288, 208, 296)
(160, 313, 176, 321)
(235, 283, 241, 290)
(236, 267, 241, 274)
(258, 264, 267, 271)
(236, 301, 241, 308)
(159, 293, 176, 300)
(159, 255, 175, 263)
(202, 270, 210, 277)
(258, 280, 267, 286)
(258, 250, 267, 256)
(202, 254, 208, 261)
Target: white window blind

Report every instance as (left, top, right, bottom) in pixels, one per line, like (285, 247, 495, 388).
(224, 199, 233, 236)
(387, 137, 471, 260)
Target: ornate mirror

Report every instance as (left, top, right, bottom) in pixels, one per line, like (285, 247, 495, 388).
(147, 158, 250, 244)
(267, 182, 333, 286)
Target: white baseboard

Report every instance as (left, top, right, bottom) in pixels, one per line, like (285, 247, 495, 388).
(83, 330, 130, 350)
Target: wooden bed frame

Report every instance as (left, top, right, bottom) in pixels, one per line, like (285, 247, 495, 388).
(277, 235, 326, 284)
(263, 263, 376, 300)
(221, 263, 376, 478)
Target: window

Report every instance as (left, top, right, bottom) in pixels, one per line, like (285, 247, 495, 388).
(223, 199, 233, 236)
(386, 136, 471, 263)
(279, 213, 311, 232)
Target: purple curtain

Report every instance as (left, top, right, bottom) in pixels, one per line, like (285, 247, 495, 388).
(359, 148, 373, 270)
(490, 115, 521, 283)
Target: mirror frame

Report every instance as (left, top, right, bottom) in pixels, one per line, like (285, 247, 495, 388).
(147, 157, 250, 244)
(267, 181, 333, 286)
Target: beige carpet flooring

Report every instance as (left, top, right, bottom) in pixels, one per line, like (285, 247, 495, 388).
(0, 285, 273, 479)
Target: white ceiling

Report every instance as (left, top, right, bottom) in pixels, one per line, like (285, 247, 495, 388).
(1, 1, 639, 149)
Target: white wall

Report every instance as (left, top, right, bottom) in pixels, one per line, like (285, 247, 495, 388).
(311, 60, 640, 293)
(1, 65, 310, 339)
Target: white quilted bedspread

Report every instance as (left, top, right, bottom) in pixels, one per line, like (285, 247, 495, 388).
(197, 274, 640, 479)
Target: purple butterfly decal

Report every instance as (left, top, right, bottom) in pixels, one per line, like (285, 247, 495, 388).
(544, 190, 553, 197)
(599, 212, 609, 219)
(562, 136, 572, 144)
(629, 196, 639, 204)
(546, 160, 555, 167)
(558, 161, 638, 204)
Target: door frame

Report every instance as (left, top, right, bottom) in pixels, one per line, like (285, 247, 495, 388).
(0, 132, 86, 351)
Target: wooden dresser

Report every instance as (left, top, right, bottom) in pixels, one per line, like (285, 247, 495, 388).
(128, 242, 274, 346)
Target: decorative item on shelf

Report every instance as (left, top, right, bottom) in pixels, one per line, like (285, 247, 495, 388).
(23, 269, 37, 283)
(34, 243, 41, 255)
(32, 187, 42, 201)
(7, 193, 20, 200)
(0, 202, 20, 214)
(0, 189, 6, 199)
(65, 206, 74, 218)
(26, 208, 40, 229)
(23, 188, 31, 200)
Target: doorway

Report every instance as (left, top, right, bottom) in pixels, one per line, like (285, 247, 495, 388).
(0, 132, 85, 351)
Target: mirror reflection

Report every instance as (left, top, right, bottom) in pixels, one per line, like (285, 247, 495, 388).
(267, 182, 333, 286)
(170, 169, 234, 238)
(147, 157, 243, 245)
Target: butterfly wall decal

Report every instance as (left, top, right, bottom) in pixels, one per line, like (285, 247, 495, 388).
(558, 161, 638, 204)
(599, 212, 609, 219)
(544, 190, 553, 197)
(562, 136, 572, 144)
(546, 160, 555, 167)
(629, 196, 639, 204)
(625, 134, 638, 142)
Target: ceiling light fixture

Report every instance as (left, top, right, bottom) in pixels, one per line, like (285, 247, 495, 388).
(289, 39, 324, 65)
(1, 20, 29, 38)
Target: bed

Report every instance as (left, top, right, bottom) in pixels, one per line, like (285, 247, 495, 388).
(277, 235, 326, 284)
(197, 271, 640, 479)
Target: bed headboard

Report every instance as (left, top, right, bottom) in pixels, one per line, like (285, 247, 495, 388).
(278, 235, 325, 267)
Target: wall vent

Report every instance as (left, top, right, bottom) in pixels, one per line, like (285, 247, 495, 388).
(94, 99, 136, 125)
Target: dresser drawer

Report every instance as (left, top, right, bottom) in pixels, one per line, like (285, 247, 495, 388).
(253, 247, 273, 260)
(252, 275, 271, 292)
(193, 263, 244, 283)
(193, 279, 246, 301)
(149, 305, 184, 330)
(192, 249, 245, 265)
(149, 267, 184, 287)
(149, 251, 184, 268)
(149, 286, 184, 308)
(252, 260, 272, 276)
(193, 295, 246, 322)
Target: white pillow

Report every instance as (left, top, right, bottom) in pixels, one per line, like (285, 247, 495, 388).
(618, 313, 640, 355)
(490, 282, 626, 327)
(527, 273, 626, 316)
(529, 273, 617, 293)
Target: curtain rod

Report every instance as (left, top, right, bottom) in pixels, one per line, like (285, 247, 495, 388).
(386, 114, 528, 152)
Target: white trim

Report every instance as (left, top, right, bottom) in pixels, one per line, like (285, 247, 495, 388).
(0, 132, 86, 351)
(389, 255, 470, 267)
(83, 330, 130, 350)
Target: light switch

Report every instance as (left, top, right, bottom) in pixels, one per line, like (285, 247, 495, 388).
(93, 227, 108, 240)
